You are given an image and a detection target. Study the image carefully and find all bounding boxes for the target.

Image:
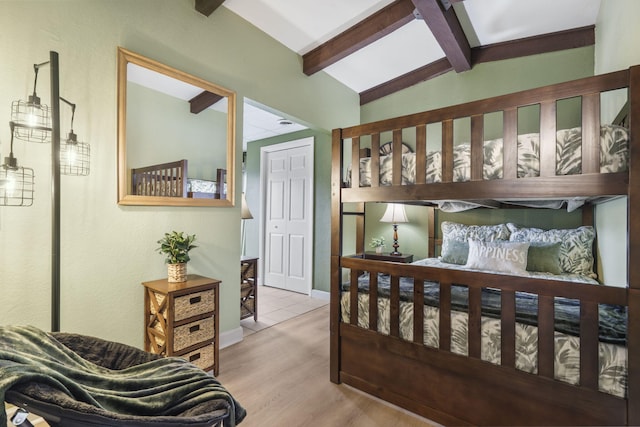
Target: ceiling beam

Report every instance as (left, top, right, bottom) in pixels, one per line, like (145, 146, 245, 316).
(189, 91, 223, 114)
(303, 0, 416, 76)
(360, 58, 452, 105)
(359, 26, 595, 105)
(472, 25, 595, 65)
(195, 0, 225, 17)
(411, 0, 471, 72)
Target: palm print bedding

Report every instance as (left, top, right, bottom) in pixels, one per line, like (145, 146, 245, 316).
(351, 124, 628, 186)
(340, 258, 627, 397)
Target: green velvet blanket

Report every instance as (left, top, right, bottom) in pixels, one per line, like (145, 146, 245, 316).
(0, 325, 246, 426)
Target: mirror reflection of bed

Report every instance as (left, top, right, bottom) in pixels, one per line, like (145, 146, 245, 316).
(117, 47, 236, 207)
(131, 159, 227, 199)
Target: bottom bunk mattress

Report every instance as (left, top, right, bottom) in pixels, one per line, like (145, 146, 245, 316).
(340, 258, 627, 397)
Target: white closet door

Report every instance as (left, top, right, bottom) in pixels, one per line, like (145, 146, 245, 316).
(262, 139, 313, 294)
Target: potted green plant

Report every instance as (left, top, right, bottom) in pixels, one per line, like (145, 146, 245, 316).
(370, 236, 386, 254)
(157, 231, 197, 282)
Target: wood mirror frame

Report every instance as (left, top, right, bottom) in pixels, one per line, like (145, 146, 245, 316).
(117, 47, 236, 206)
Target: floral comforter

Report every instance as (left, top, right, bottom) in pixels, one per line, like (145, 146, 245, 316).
(340, 258, 628, 397)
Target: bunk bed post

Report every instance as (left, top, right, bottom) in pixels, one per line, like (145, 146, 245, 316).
(330, 128, 344, 384)
(427, 207, 435, 256)
(626, 64, 640, 426)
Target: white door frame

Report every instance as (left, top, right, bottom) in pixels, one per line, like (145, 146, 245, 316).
(259, 137, 314, 295)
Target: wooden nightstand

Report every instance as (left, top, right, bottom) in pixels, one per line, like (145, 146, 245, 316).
(362, 251, 414, 263)
(142, 275, 220, 375)
(240, 257, 258, 321)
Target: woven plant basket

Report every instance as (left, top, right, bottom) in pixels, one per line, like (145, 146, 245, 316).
(167, 263, 187, 283)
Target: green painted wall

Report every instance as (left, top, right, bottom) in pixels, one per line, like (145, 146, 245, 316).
(362, 204, 583, 262)
(361, 47, 595, 124)
(244, 128, 332, 293)
(0, 0, 358, 346)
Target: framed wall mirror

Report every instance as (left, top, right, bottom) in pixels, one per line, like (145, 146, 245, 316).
(117, 47, 236, 206)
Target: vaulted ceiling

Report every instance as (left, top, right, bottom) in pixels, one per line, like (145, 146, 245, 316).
(195, 0, 601, 105)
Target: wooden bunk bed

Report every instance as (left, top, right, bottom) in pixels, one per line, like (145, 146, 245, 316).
(131, 159, 227, 199)
(330, 66, 639, 426)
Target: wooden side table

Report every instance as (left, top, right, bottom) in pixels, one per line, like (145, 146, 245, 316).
(240, 257, 258, 321)
(142, 274, 220, 375)
(362, 252, 414, 263)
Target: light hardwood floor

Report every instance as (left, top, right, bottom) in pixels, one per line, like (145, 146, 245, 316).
(218, 304, 439, 427)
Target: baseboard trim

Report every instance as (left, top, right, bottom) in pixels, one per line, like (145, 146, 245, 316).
(311, 289, 330, 300)
(220, 326, 243, 349)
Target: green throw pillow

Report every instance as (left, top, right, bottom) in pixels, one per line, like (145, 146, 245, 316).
(441, 239, 469, 265)
(526, 242, 562, 274)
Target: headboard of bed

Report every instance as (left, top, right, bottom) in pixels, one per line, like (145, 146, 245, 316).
(131, 159, 188, 197)
(131, 160, 226, 199)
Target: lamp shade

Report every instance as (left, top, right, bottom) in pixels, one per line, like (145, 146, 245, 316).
(380, 203, 408, 224)
(241, 193, 253, 219)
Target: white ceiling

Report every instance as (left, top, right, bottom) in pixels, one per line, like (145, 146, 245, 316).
(242, 101, 308, 144)
(224, 0, 602, 93)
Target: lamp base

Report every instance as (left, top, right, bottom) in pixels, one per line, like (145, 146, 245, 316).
(390, 224, 402, 256)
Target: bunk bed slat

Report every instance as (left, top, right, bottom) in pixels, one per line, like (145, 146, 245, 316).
(580, 300, 599, 390)
(470, 114, 484, 181)
(538, 295, 555, 378)
(415, 125, 427, 185)
(501, 289, 516, 368)
(468, 286, 482, 359)
(442, 120, 454, 182)
(355, 203, 365, 255)
(369, 272, 378, 332)
(413, 278, 424, 345)
(392, 130, 402, 186)
(582, 93, 601, 174)
(390, 276, 400, 338)
(439, 282, 452, 351)
(349, 273, 359, 326)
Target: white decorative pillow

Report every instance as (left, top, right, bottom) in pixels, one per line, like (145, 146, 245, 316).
(440, 221, 511, 265)
(506, 223, 596, 278)
(465, 239, 530, 274)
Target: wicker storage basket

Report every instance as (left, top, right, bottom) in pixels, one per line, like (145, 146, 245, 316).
(167, 263, 187, 283)
(182, 344, 215, 371)
(174, 289, 215, 322)
(174, 317, 215, 352)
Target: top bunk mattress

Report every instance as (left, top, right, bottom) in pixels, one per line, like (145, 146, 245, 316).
(349, 124, 629, 187)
